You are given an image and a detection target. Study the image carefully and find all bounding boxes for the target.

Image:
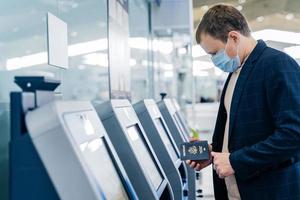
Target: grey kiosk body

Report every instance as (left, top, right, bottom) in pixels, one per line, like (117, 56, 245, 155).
(134, 99, 189, 200)
(94, 99, 174, 200)
(157, 99, 196, 200)
(26, 100, 138, 200)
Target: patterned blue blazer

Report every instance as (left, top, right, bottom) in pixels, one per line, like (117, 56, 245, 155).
(212, 40, 300, 200)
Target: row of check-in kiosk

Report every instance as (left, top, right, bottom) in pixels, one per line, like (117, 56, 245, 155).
(10, 76, 202, 200)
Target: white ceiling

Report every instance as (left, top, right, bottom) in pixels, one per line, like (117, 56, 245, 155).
(193, 0, 300, 32)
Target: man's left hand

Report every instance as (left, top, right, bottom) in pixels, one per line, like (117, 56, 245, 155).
(211, 152, 235, 179)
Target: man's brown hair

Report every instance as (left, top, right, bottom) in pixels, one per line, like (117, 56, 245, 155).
(196, 4, 251, 44)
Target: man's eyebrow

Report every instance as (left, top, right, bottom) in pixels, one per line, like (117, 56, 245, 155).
(207, 51, 216, 55)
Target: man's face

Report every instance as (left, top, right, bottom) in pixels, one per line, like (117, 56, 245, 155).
(199, 32, 240, 58)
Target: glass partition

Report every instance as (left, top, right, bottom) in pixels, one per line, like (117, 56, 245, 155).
(0, 1, 109, 199)
(129, 0, 151, 103)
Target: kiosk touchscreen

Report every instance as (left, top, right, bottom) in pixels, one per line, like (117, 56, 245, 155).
(171, 99, 191, 138)
(158, 99, 189, 147)
(94, 100, 174, 200)
(157, 99, 196, 200)
(25, 101, 137, 200)
(134, 99, 189, 200)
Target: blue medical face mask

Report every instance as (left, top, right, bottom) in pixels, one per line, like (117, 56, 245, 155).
(211, 48, 240, 73)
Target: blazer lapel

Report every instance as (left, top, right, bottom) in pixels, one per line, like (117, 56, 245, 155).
(228, 40, 268, 142)
(212, 73, 232, 151)
(221, 73, 233, 104)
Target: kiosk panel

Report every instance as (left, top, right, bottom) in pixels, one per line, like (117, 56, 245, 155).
(126, 125, 163, 190)
(64, 112, 129, 200)
(154, 119, 179, 162)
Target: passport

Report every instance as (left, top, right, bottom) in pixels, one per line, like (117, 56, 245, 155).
(180, 141, 210, 161)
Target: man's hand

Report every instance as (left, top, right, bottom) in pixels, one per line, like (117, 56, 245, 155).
(186, 156, 212, 171)
(186, 143, 213, 171)
(211, 152, 235, 179)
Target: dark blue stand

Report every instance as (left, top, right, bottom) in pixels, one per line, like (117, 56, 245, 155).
(9, 76, 61, 200)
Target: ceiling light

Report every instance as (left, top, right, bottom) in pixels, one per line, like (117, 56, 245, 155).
(68, 38, 108, 56)
(236, 5, 243, 11)
(286, 13, 294, 20)
(284, 46, 300, 59)
(129, 37, 173, 55)
(6, 38, 108, 70)
(256, 16, 264, 22)
(252, 29, 300, 45)
(6, 52, 47, 70)
(201, 5, 209, 11)
(83, 53, 108, 67)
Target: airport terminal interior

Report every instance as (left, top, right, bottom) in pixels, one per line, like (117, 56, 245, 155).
(0, 0, 300, 199)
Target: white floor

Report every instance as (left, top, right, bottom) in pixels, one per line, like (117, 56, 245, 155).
(197, 165, 215, 199)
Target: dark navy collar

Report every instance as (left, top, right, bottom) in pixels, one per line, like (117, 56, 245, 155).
(247, 39, 268, 64)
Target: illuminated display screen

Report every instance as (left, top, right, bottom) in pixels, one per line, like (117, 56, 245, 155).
(64, 113, 129, 200)
(154, 118, 179, 162)
(78, 138, 129, 200)
(173, 113, 189, 141)
(176, 112, 189, 134)
(126, 125, 163, 190)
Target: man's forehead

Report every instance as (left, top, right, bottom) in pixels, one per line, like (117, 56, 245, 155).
(200, 34, 225, 54)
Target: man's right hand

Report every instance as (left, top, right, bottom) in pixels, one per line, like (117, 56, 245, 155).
(186, 143, 213, 171)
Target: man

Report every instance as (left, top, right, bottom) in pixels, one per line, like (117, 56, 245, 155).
(188, 4, 300, 200)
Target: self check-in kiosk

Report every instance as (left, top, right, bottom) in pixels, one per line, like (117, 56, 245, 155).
(94, 100, 174, 200)
(157, 99, 196, 200)
(10, 76, 138, 200)
(133, 99, 189, 200)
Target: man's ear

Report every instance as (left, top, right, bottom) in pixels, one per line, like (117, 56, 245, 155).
(225, 31, 240, 58)
(228, 31, 240, 43)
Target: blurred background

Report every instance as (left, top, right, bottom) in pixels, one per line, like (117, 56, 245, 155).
(0, 0, 299, 199)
